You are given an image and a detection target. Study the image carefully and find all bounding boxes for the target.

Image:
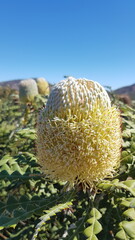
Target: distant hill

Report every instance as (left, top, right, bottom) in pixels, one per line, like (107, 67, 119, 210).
(114, 83, 135, 100)
(0, 79, 23, 90)
(0, 78, 53, 91)
(0, 79, 135, 100)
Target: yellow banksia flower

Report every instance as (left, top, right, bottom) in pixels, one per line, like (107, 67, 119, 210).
(37, 78, 121, 189)
(36, 77, 50, 96)
(19, 79, 38, 103)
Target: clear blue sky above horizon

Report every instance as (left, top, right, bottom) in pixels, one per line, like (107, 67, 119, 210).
(0, 0, 135, 90)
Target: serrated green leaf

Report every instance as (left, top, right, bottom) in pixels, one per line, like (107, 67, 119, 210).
(1, 163, 11, 172)
(7, 196, 18, 212)
(0, 216, 12, 225)
(123, 180, 135, 188)
(11, 163, 24, 174)
(87, 235, 98, 240)
(122, 130, 132, 138)
(84, 226, 93, 237)
(93, 220, 102, 235)
(84, 220, 102, 237)
(123, 208, 135, 220)
(19, 195, 30, 209)
(0, 155, 13, 166)
(121, 221, 135, 238)
(121, 151, 133, 163)
(32, 201, 73, 240)
(129, 198, 135, 208)
(131, 142, 135, 151)
(0, 190, 74, 228)
(98, 182, 112, 190)
(14, 209, 26, 218)
(115, 229, 127, 240)
(73, 237, 78, 240)
(99, 180, 135, 196)
(90, 208, 102, 220)
(120, 198, 135, 207)
(87, 217, 95, 224)
(122, 141, 131, 148)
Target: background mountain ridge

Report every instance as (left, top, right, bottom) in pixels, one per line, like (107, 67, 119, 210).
(0, 79, 135, 99)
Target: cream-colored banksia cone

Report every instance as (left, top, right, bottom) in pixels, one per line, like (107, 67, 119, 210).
(37, 78, 121, 189)
(19, 79, 38, 103)
(36, 77, 50, 96)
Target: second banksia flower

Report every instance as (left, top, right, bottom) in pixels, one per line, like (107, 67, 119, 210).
(37, 78, 121, 189)
(36, 77, 50, 96)
(19, 79, 38, 103)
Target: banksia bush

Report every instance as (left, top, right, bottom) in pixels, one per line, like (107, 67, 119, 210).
(1, 79, 135, 240)
(19, 79, 38, 103)
(36, 77, 50, 95)
(37, 78, 122, 189)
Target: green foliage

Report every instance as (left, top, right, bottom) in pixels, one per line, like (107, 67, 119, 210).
(32, 201, 73, 240)
(0, 90, 135, 239)
(83, 208, 102, 239)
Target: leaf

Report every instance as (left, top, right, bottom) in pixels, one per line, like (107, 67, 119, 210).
(87, 235, 98, 240)
(120, 198, 135, 208)
(84, 220, 102, 236)
(123, 208, 135, 220)
(73, 237, 78, 240)
(123, 180, 135, 188)
(98, 180, 135, 196)
(0, 155, 13, 166)
(32, 201, 73, 240)
(16, 128, 36, 140)
(0, 190, 75, 228)
(84, 208, 102, 239)
(6, 196, 19, 213)
(129, 198, 135, 208)
(120, 221, 135, 238)
(0, 217, 12, 226)
(121, 151, 133, 163)
(61, 203, 91, 240)
(0, 201, 5, 214)
(122, 141, 131, 148)
(11, 163, 24, 174)
(90, 208, 102, 220)
(97, 182, 112, 190)
(1, 163, 11, 173)
(122, 130, 132, 138)
(0, 170, 42, 181)
(115, 229, 127, 240)
(131, 142, 135, 152)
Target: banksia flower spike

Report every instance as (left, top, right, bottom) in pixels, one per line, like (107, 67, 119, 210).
(19, 79, 38, 103)
(37, 78, 122, 189)
(36, 77, 50, 96)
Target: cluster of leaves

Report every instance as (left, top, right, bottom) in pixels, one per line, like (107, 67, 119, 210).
(0, 90, 135, 240)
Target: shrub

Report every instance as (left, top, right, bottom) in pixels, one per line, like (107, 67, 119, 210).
(118, 94, 132, 106)
(1, 79, 135, 240)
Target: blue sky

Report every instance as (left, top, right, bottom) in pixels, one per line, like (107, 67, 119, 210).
(0, 0, 135, 89)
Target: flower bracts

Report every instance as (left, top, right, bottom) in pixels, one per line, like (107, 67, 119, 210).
(37, 78, 121, 188)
